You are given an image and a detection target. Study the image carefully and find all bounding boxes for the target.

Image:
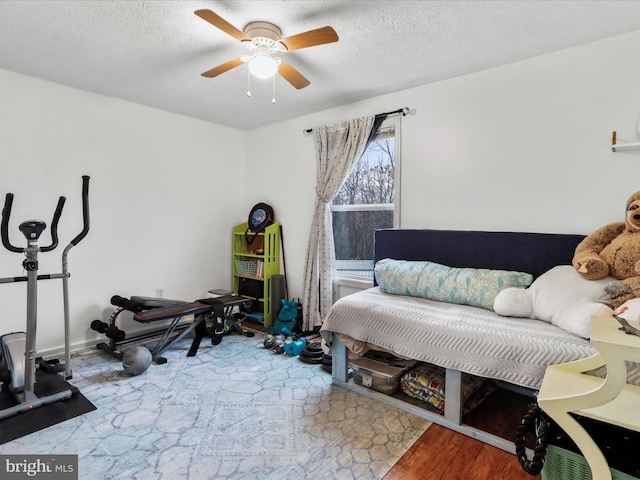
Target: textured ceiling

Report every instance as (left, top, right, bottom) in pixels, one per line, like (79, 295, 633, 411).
(1, 1, 640, 130)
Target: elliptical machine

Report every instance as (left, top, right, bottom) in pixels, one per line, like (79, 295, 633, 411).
(0, 176, 90, 420)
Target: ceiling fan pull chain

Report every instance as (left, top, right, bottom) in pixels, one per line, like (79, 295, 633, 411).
(246, 68, 252, 97)
(272, 76, 276, 104)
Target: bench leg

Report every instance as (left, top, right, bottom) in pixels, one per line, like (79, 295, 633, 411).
(331, 335, 349, 383)
(444, 368, 462, 425)
(187, 320, 208, 357)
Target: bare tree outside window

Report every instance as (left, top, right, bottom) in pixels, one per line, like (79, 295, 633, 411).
(332, 135, 395, 277)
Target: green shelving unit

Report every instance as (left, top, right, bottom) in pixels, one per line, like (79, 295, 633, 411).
(232, 222, 281, 326)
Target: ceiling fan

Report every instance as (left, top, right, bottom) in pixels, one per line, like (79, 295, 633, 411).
(195, 9, 339, 89)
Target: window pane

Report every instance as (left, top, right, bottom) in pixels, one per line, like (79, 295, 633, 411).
(333, 210, 394, 277)
(333, 137, 395, 206)
(332, 132, 396, 278)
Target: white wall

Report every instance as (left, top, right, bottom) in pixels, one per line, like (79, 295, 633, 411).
(3, 28, 640, 354)
(245, 29, 640, 303)
(0, 69, 247, 355)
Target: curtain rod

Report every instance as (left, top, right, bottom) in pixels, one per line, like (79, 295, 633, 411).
(302, 106, 416, 136)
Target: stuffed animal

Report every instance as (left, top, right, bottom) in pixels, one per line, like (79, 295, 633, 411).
(493, 265, 613, 338)
(572, 190, 640, 308)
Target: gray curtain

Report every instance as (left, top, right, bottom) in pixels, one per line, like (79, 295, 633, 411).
(301, 116, 376, 331)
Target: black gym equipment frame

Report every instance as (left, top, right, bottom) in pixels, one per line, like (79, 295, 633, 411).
(92, 294, 254, 364)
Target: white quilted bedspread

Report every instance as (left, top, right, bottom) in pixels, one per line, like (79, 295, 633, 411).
(321, 288, 600, 390)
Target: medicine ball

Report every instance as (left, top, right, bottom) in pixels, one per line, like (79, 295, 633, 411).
(122, 346, 152, 376)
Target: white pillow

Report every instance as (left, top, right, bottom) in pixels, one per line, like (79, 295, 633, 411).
(493, 265, 614, 338)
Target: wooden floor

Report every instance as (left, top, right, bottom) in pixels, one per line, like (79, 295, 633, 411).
(383, 389, 542, 480)
(383, 424, 540, 480)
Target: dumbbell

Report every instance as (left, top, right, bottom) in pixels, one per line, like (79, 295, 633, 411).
(264, 334, 284, 349)
(273, 335, 291, 354)
(281, 327, 295, 337)
(284, 338, 306, 356)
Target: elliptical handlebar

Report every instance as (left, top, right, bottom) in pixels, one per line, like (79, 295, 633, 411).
(69, 175, 90, 247)
(39, 196, 66, 253)
(1, 194, 22, 253)
(1, 175, 90, 253)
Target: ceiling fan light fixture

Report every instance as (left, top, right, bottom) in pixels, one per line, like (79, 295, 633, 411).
(249, 56, 277, 79)
(248, 47, 278, 79)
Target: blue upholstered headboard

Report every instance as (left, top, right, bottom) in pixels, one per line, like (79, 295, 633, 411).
(373, 229, 585, 284)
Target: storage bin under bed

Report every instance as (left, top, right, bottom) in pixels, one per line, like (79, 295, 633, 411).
(400, 363, 496, 415)
(348, 356, 415, 395)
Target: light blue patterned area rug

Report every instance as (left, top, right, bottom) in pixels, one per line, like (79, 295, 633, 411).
(0, 334, 430, 480)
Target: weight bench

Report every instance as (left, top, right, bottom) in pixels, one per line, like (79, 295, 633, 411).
(93, 294, 251, 364)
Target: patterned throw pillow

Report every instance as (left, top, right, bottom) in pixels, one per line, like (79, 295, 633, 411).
(375, 258, 533, 310)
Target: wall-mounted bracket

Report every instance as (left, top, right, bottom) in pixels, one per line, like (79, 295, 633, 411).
(611, 130, 640, 153)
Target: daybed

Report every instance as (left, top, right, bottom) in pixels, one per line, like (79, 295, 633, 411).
(321, 228, 601, 453)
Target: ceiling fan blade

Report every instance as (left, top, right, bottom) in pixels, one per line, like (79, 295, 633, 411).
(194, 9, 250, 42)
(279, 26, 338, 51)
(201, 58, 244, 78)
(278, 62, 310, 89)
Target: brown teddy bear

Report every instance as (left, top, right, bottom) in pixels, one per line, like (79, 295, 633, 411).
(573, 190, 640, 308)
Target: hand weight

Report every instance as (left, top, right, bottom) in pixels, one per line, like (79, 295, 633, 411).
(284, 338, 306, 356)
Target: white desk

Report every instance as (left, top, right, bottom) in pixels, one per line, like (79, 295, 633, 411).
(538, 315, 640, 480)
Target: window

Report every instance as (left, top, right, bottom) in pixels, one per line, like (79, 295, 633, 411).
(331, 119, 399, 279)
